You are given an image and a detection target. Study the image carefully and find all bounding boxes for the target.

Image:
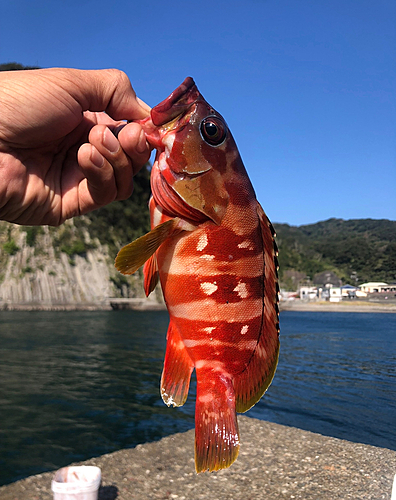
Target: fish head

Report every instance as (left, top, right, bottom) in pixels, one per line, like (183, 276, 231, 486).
(141, 77, 240, 225)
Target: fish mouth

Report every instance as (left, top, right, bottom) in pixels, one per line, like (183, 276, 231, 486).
(151, 77, 200, 127)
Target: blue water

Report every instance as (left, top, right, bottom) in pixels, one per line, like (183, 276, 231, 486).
(0, 310, 395, 486)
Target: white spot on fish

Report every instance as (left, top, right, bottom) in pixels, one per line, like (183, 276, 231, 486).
(169, 298, 262, 322)
(200, 254, 215, 261)
(233, 282, 249, 299)
(195, 360, 228, 372)
(200, 282, 218, 295)
(202, 326, 216, 334)
(183, 339, 200, 348)
(243, 340, 258, 350)
(240, 325, 249, 335)
(238, 240, 254, 250)
(198, 393, 214, 403)
(196, 233, 208, 251)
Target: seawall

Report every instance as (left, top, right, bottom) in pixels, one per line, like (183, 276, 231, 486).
(1, 416, 395, 500)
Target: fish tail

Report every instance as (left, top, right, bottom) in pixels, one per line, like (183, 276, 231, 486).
(194, 368, 239, 473)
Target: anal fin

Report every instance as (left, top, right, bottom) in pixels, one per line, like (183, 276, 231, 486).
(161, 322, 194, 407)
(195, 369, 239, 473)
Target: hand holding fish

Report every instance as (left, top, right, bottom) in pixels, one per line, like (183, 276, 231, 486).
(0, 68, 151, 225)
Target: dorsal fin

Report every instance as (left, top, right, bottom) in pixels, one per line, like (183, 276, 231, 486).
(233, 201, 280, 413)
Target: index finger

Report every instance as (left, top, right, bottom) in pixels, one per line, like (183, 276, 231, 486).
(63, 68, 151, 121)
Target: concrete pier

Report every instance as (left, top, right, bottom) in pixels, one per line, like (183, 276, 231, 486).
(1, 417, 395, 500)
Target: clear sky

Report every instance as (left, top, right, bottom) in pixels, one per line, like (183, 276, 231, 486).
(1, 0, 395, 226)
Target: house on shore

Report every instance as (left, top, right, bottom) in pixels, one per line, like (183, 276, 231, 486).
(359, 282, 395, 293)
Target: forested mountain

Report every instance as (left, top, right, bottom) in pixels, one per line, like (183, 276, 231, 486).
(275, 218, 396, 289)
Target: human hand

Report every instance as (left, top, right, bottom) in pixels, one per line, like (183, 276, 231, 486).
(0, 67, 152, 226)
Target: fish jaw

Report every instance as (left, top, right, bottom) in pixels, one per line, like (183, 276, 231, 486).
(151, 77, 200, 126)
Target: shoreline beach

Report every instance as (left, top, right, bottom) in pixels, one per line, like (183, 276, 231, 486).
(280, 300, 396, 314)
(1, 299, 395, 313)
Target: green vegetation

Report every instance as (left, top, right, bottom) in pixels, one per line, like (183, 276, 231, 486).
(21, 266, 33, 275)
(3, 239, 19, 255)
(60, 239, 88, 257)
(23, 226, 44, 246)
(0, 62, 40, 71)
(275, 218, 396, 288)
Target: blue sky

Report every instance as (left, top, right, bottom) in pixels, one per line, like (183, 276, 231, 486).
(1, 0, 395, 226)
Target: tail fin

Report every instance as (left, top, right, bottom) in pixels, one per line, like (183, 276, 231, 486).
(195, 368, 239, 473)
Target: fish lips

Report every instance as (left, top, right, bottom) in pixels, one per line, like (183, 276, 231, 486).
(151, 77, 200, 127)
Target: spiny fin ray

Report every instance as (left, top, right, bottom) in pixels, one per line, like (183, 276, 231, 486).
(234, 201, 280, 413)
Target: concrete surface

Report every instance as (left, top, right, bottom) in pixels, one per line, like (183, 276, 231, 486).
(1, 416, 395, 500)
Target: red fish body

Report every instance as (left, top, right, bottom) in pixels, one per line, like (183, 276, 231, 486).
(116, 78, 279, 473)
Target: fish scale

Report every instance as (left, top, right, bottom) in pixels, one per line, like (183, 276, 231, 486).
(115, 77, 279, 473)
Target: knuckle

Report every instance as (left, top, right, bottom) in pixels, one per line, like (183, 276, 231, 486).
(107, 69, 131, 92)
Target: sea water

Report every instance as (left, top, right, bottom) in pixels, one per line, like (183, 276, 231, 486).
(0, 309, 395, 485)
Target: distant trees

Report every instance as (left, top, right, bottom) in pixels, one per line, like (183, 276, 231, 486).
(276, 218, 396, 288)
(0, 62, 40, 71)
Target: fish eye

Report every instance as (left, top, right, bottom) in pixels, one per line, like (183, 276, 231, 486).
(200, 117, 227, 146)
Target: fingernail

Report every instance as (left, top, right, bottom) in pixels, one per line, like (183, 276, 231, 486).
(103, 128, 120, 153)
(136, 129, 148, 154)
(91, 146, 104, 168)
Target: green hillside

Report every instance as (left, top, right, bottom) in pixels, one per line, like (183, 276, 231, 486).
(275, 218, 396, 289)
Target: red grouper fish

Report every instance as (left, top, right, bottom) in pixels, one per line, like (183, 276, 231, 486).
(115, 77, 280, 473)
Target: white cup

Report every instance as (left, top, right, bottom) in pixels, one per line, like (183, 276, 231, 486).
(51, 466, 101, 500)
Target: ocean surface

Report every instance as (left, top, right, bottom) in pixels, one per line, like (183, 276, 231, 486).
(0, 309, 395, 486)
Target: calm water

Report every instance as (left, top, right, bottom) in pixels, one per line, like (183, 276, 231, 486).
(0, 310, 395, 486)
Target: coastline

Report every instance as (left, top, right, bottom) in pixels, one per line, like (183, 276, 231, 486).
(1, 299, 395, 313)
(0, 298, 167, 312)
(1, 416, 395, 500)
(280, 300, 396, 313)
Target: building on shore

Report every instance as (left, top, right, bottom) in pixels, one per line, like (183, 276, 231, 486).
(359, 282, 395, 293)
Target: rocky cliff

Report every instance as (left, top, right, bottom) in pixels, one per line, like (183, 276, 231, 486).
(0, 219, 162, 310)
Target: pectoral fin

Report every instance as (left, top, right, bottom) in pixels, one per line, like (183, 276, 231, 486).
(115, 218, 181, 275)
